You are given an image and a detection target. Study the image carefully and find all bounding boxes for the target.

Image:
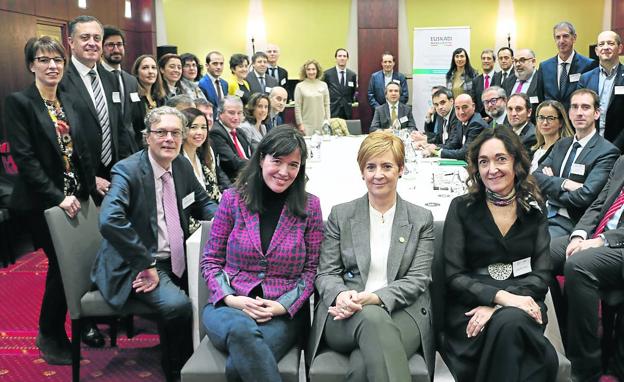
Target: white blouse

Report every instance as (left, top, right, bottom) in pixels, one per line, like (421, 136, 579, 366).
(365, 203, 396, 293)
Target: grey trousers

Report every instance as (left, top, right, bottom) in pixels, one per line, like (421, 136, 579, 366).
(324, 304, 421, 382)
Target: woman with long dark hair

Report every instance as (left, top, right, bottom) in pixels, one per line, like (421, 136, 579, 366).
(445, 47, 478, 99)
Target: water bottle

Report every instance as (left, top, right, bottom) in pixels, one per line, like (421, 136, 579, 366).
(309, 132, 322, 162)
(321, 120, 332, 136)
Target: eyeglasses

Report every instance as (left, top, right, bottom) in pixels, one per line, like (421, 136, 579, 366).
(483, 97, 502, 105)
(513, 57, 534, 65)
(149, 129, 183, 139)
(537, 115, 559, 123)
(34, 56, 65, 65)
(103, 42, 124, 49)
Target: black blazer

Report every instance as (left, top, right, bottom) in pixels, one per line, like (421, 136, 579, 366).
(60, 61, 133, 176)
(426, 111, 458, 145)
(502, 70, 544, 119)
(533, 133, 620, 223)
(577, 64, 624, 151)
(209, 120, 252, 182)
(323, 67, 357, 119)
(516, 122, 537, 154)
(246, 71, 279, 96)
(369, 102, 416, 132)
(118, 69, 142, 153)
(91, 150, 217, 310)
(574, 155, 624, 248)
(440, 113, 487, 160)
(4, 83, 95, 211)
(493, 70, 514, 87)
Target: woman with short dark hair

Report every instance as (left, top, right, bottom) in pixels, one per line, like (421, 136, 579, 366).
(180, 53, 207, 101)
(201, 126, 322, 381)
(6, 36, 95, 365)
(227, 53, 251, 105)
(443, 126, 558, 382)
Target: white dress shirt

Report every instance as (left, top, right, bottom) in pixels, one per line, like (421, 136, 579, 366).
(365, 203, 396, 293)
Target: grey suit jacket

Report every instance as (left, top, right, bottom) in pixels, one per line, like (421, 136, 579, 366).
(369, 102, 416, 132)
(246, 71, 279, 95)
(91, 150, 217, 310)
(534, 132, 619, 223)
(308, 194, 435, 377)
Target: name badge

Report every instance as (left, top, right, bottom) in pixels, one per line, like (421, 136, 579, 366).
(512, 257, 532, 277)
(571, 163, 586, 176)
(399, 116, 408, 123)
(112, 92, 121, 103)
(265, 86, 272, 93)
(280, 78, 287, 86)
(569, 73, 581, 82)
(182, 192, 195, 209)
(392, 79, 400, 84)
(614, 86, 624, 95)
(348, 81, 355, 87)
(529, 96, 539, 104)
(130, 92, 140, 102)
(235, 89, 244, 97)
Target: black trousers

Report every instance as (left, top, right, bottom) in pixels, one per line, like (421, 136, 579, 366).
(551, 236, 624, 379)
(24, 211, 68, 340)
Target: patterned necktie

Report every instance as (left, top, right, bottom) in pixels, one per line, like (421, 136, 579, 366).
(230, 129, 246, 158)
(559, 62, 569, 96)
(592, 189, 624, 238)
(561, 142, 581, 179)
(161, 171, 185, 277)
(88, 70, 112, 167)
(484, 74, 490, 89)
(391, 105, 397, 126)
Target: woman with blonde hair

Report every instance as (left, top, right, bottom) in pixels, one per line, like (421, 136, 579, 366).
(529, 100, 574, 173)
(294, 59, 330, 136)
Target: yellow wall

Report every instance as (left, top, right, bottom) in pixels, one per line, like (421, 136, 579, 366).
(406, 0, 604, 70)
(163, 0, 352, 77)
(164, 0, 604, 76)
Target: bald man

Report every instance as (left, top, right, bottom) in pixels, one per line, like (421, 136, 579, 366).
(267, 86, 288, 130)
(266, 43, 289, 94)
(577, 30, 624, 151)
(423, 93, 487, 160)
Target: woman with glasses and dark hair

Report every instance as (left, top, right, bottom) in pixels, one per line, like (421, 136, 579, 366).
(446, 47, 478, 99)
(5, 36, 95, 365)
(180, 53, 207, 101)
(529, 100, 574, 173)
(201, 126, 323, 381)
(227, 53, 251, 105)
(239, 93, 270, 150)
(443, 126, 558, 382)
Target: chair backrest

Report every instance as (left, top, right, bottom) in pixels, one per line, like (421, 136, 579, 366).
(44, 198, 101, 319)
(430, 220, 446, 341)
(197, 220, 212, 339)
(345, 119, 362, 135)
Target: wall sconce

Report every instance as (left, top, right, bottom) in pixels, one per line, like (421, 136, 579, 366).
(124, 0, 132, 18)
(78, 0, 87, 9)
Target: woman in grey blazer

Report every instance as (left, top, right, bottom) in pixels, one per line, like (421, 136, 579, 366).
(309, 131, 435, 381)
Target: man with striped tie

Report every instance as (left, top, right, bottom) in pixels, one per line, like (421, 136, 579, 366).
(61, 15, 133, 201)
(549, 154, 624, 382)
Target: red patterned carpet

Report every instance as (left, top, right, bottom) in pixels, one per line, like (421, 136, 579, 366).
(0, 250, 164, 381)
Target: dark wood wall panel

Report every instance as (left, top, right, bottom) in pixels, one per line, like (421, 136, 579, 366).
(357, 0, 398, 29)
(357, 0, 398, 133)
(0, 0, 35, 13)
(68, 0, 118, 25)
(119, 0, 155, 32)
(35, 0, 67, 20)
(613, 0, 624, 29)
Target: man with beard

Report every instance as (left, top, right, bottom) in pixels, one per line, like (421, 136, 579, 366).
(101, 25, 141, 152)
(502, 48, 543, 122)
(481, 86, 509, 127)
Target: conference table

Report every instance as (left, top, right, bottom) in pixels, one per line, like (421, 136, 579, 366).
(185, 135, 468, 347)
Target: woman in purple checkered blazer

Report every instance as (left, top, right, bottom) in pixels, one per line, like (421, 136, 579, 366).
(200, 125, 323, 381)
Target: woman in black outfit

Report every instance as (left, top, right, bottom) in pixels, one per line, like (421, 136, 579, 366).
(442, 126, 558, 382)
(5, 36, 95, 365)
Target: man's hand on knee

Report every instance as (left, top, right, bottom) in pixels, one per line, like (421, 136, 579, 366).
(133, 268, 159, 293)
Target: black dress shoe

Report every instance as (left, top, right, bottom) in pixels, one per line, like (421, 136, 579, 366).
(81, 324, 105, 348)
(36, 334, 72, 365)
